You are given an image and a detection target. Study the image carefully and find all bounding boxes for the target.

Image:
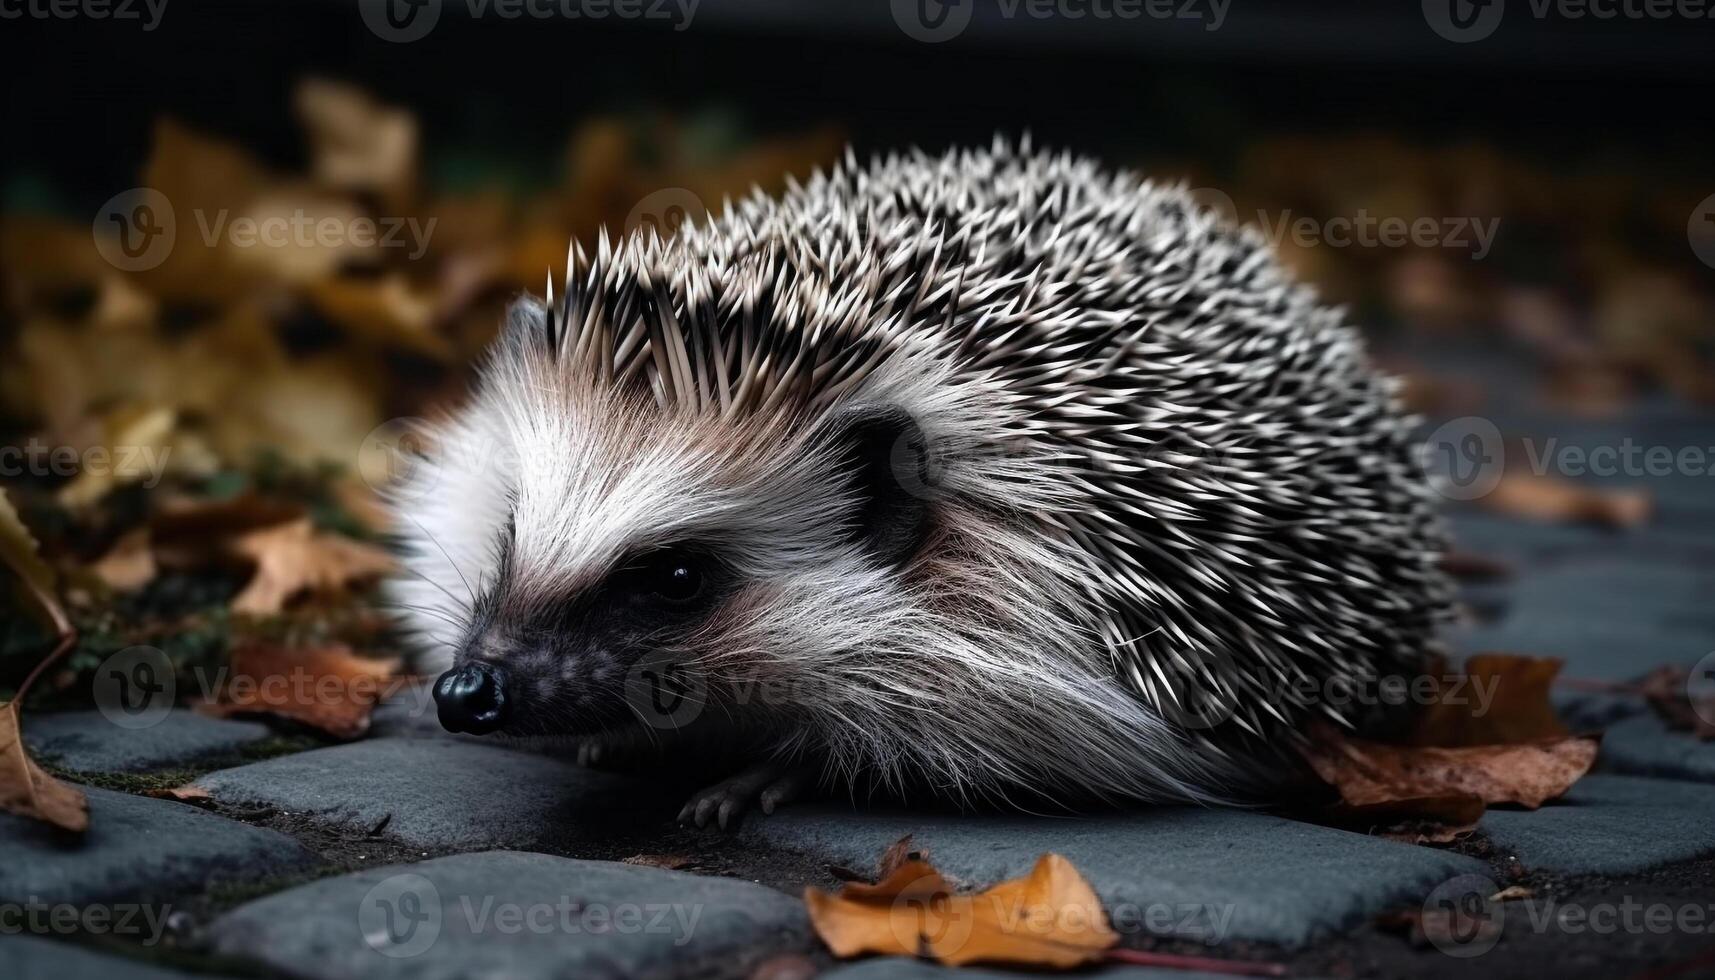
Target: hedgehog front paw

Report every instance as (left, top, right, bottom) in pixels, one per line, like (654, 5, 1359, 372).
(677, 763, 810, 831)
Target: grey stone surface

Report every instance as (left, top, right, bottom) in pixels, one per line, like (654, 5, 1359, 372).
(205, 850, 811, 980)
(23, 710, 273, 773)
(0, 787, 316, 906)
(824, 958, 1231, 980)
(1481, 774, 1715, 874)
(1596, 715, 1715, 782)
(5, 936, 221, 980)
(192, 738, 674, 850)
(1449, 556, 1715, 680)
(744, 805, 1484, 948)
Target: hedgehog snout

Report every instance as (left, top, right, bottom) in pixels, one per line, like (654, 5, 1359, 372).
(434, 661, 510, 734)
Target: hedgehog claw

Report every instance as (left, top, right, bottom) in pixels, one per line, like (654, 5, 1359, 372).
(679, 763, 810, 831)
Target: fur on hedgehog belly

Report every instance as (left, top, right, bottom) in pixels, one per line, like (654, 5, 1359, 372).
(388, 137, 1454, 812)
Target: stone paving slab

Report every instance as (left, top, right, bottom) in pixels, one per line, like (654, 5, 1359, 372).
(191, 738, 674, 850)
(204, 850, 812, 980)
(823, 957, 1231, 980)
(1595, 715, 1715, 783)
(1480, 774, 1715, 874)
(743, 805, 1485, 948)
(5, 936, 229, 980)
(22, 710, 273, 773)
(0, 787, 317, 906)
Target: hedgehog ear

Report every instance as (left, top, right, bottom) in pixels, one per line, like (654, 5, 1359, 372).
(498, 294, 552, 358)
(824, 405, 931, 568)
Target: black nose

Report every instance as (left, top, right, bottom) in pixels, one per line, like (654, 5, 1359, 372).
(434, 662, 509, 734)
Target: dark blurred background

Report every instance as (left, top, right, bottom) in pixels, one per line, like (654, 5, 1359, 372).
(1, 2, 1713, 669)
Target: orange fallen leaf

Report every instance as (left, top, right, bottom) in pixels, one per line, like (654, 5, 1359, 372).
(199, 642, 400, 739)
(229, 517, 395, 615)
(1479, 470, 1650, 529)
(805, 851, 1116, 970)
(0, 487, 89, 833)
(1411, 653, 1569, 747)
(0, 702, 90, 833)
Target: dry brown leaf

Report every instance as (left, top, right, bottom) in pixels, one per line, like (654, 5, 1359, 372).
(295, 78, 418, 206)
(1411, 653, 1570, 747)
(55, 404, 178, 508)
(89, 528, 158, 591)
(0, 489, 88, 833)
(305, 275, 451, 359)
(0, 702, 90, 833)
(229, 517, 394, 614)
(805, 851, 1116, 970)
(1300, 722, 1598, 842)
(1307, 729, 1599, 810)
(1479, 470, 1650, 529)
(1439, 551, 1512, 582)
(0, 485, 57, 628)
(1634, 665, 1715, 740)
(198, 642, 399, 738)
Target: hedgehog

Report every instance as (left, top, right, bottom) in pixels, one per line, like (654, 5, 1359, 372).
(388, 139, 1452, 827)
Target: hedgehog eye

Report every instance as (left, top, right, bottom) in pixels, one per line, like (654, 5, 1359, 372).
(635, 549, 705, 604)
